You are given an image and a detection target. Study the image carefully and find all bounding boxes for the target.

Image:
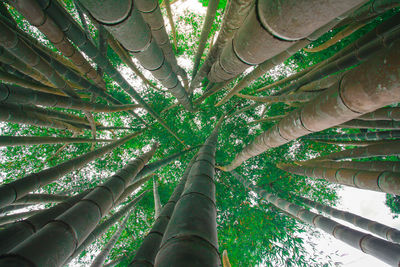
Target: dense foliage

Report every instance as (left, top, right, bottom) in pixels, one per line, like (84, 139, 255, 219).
(0, 1, 399, 266)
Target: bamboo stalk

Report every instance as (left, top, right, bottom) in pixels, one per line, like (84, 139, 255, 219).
(1, 144, 157, 266)
(232, 171, 400, 266)
(278, 163, 400, 195)
(192, 0, 220, 79)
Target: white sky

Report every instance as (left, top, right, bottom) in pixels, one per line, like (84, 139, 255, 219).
(310, 187, 400, 267)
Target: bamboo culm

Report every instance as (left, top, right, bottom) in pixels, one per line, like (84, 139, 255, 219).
(36, 0, 185, 145)
(221, 37, 400, 171)
(130, 151, 199, 266)
(231, 171, 400, 266)
(0, 132, 141, 209)
(0, 143, 157, 266)
(0, 135, 112, 147)
(154, 116, 225, 266)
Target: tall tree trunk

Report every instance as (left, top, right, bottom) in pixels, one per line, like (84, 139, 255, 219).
(130, 148, 199, 266)
(12, 194, 69, 205)
(107, 35, 160, 91)
(0, 69, 75, 97)
(0, 210, 42, 226)
(313, 139, 389, 147)
(358, 107, 400, 121)
(231, 171, 400, 266)
(153, 177, 162, 220)
(302, 130, 400, 142)
(297, 73, 343, 92)
(90, 210, 133, 267)
(304, 21, 366, 53)
(236, 91, 320, 103)
(221, 38, 400, 171)
(0, 83, 141, 113)
(164, 0, 178, 51)
(79, 0, 193, 112)
(295, 194, 400, 243)
(310, 140, 400, 161)
(135, 0, 185, 87)
(36, 0, 185, 145)
(0, 204, 31, 215)
(65, 191, 147, 265)
(0, 190, 90, 254)
(299, 160, 400, 173)
(190, 0, 253, 91)
(0, 143, 157, 266)
(10, 0, 106, 90)
(0, 47, 54, 87)
(0, 135, 112, 147)
(338, 119, 400, 130)
(277, 13, 400, 96)
(191, 0, 220, 79)
(154, 116, 224, 266)
(0, 132, 141, 209)
(277, 163, 400, 195)
(210, 0, 364, 105)
(0, 102, 84, 133)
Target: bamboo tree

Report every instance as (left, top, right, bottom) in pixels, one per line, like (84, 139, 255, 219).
(164, 0, 178, 51)
(310, 140, 400, 161)
(10, 0, 106, 90)
(0, 190, 90, 254)
(0, 144, 157, 266)
(79, 0, 193, 112)
(338, 119, 400, 130)
(221, 38, 400, 171)
(73, 0, 94, 43)
(192, 0, 220, 79)
(231, 171, 400, 266)
(277, 14, 400, 96)
(304, 21, 366, 53)
(193, 80, 230, 106)
(211, 0, 364, 105)
(107, 35, 160, 91)
(277, 163, 400, 195)
(90, 211, 133, 267)
(235, 91, 320, 104)
(64, 192, 148, 265)
(294, 194, 400, 243)
(297, 73, 343, 92)
(0, 102, 84, 133)
(0, 204, 31, 215)
(0, 210, 42, 226)
(12, 194, 69, 205)
(0, 47, 54, 87)
(313, 139, 389, 147)
(37, 0, 185, 145)
(0, 132, 141, 209)
(0, 70, 76, 97)
(135, 0, 187, 89)
(299, 160, 400, 173)
(0, 83, 141, 113)
(0, 135, 112, 147)
(302, 130, 400, 142)
(190, 0, 253, 91)
(153, 177, 162, 219)
(130, 147, 199, 266)
(358, 107, 400, 121)
(154, 116, 224, 266)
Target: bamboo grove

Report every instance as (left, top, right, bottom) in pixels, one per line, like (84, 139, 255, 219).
(0, 0, 399, 266)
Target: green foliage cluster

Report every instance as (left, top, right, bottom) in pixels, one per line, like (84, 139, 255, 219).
(0, 0, 399, 266)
